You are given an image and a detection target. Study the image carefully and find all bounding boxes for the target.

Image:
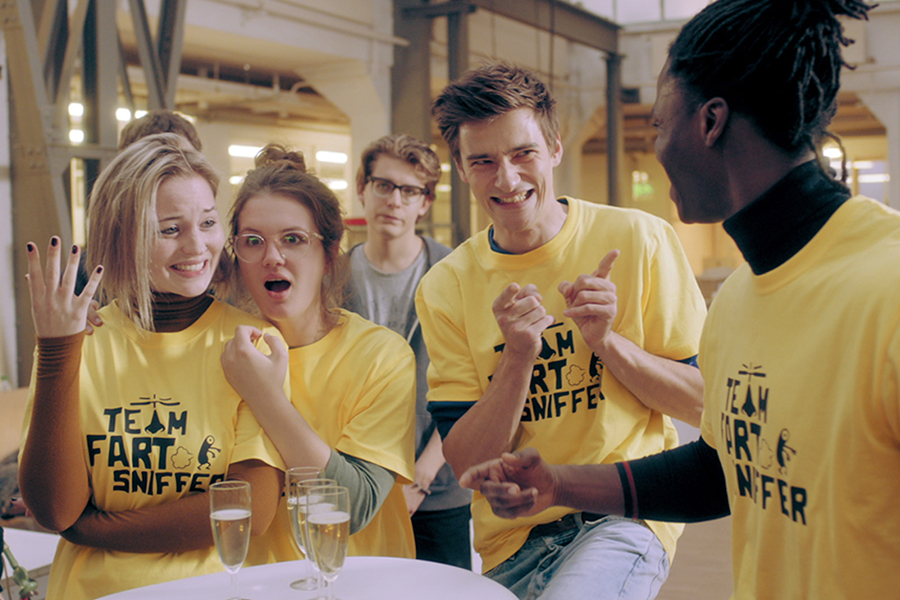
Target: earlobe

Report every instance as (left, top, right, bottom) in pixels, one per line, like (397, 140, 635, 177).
(702, 98, 729, 147)
(419, 198, 434, 218)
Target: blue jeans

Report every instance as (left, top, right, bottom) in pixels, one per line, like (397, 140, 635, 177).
(486, 515, 669, 600)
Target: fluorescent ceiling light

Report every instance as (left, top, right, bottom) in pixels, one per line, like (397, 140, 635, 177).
(69, 103, 84, 117)
(858, 174, 890, 183)
(229, 175, 244, 185)
(116, 108, 132, 122)
(69, 129, 84, 143)
(822, 147, 842, 159)
(327, 179, 348, 190)
(229, 145, 262, 158)
(316, 151, 348, 164)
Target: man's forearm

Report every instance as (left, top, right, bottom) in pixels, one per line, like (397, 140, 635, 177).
(415, 429, 447, 490)
(593, 332, 703, 426)
(553, 463, 627, 516)
(539, 440, 727, 522)
(443, 350, 534, 478)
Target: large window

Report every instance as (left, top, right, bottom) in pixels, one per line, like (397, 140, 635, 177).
(575, 0, 710, 23)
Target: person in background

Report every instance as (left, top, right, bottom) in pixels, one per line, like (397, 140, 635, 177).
(462, 1, 900, 598)
(345, 134, 473, 568)
(119, 109, 203, 151)
(417, 62, 706, 600)
(18, 133, 285, 600)
(220, 145, 417, 562)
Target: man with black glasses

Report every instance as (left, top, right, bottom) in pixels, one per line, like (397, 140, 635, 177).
(345, 134, 472, 568)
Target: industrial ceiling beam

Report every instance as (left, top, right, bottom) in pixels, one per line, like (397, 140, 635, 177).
(466, 0, 618, 54)
(399, 0, 476, 246)
(2, 0, 73, 384)
(394, 0, 623, 241)
(3, 0, 186, 383)
(157, 0, 186, 108)
(129, 0, 166, 109)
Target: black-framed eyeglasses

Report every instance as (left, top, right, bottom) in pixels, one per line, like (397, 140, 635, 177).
(231, 230, 324, 263)
(366, 176, 429, 204)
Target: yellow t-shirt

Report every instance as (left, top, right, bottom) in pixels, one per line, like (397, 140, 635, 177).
(417, 198, 706, 572)
(22, 300, 286, 600)
(256, 310, 417, 561)
(700, 197, 900, 599)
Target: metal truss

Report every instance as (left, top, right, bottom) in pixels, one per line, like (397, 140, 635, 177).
(2, 0, 186, 383)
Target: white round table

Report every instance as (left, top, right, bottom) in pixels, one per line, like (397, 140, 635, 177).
(96, 556, 517, 600)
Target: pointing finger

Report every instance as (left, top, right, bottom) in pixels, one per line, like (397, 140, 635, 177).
(493, 283, 523, 312)
(593, 249, 620, 279)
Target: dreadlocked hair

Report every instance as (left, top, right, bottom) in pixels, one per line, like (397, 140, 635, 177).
(668, 0, 874, 161)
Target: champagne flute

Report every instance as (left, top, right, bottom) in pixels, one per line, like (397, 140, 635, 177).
(306, 485, 350, 600)
(209, 480, 252, 600)
(295, 477, 337, 595)
(285, 467, 324, 590)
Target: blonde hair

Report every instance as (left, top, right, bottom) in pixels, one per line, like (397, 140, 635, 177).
(87, 133, 221, 331)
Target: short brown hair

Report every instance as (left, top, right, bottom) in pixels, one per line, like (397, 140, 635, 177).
(355, 134, 441, 199)
(432, 61, 559, 161)
(87, 133, 221, 331)
(119, 110, 203, 151)
(228, 144, 346, 312)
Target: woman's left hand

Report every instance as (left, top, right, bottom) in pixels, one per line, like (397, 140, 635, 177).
(222, 325, 289, 406)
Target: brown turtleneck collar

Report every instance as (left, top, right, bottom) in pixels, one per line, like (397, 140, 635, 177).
(151, 293, 215, 332)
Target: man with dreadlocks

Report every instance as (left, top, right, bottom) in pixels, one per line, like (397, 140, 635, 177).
(461, 1, 900, 598)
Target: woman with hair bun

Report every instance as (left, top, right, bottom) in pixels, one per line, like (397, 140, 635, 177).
(221, 144, 416, 562)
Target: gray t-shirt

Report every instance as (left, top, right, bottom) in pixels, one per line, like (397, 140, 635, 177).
(347, 246, 427, 343)
(345, 239, 471, 512)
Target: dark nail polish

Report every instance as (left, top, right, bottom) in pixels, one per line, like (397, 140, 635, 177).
(72, 245, 78, 254)
(26, 243, 34, 252)
(51, 237, 58, 247)
(96, 266, 103, 274)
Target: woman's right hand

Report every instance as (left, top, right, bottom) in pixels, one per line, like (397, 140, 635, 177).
(221, 325, 289, 407)
(85, 300, 104, 335)
(26, 237, 103, 338)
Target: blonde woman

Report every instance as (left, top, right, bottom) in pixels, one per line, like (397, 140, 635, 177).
(19, 133, 285, 600)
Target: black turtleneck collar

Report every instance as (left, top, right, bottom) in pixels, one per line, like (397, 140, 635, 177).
(723, 160, 851, 275)
(151, 292, 215, 332)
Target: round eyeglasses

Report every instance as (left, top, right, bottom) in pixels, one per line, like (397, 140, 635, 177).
(231, 230, 324, 263)
(366, 176, 429, 205)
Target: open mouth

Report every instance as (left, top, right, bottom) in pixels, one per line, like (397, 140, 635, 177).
(494, 190, 533, 205)
(264, 280, 291, 293)
(172, 260, 207, 272)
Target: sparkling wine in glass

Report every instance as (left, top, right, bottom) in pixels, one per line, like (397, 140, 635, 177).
(285, 467, 324, 590)
(306, 485, 350, 600)
(295, 477, 337, 595)
(210, 480, 252, 600)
